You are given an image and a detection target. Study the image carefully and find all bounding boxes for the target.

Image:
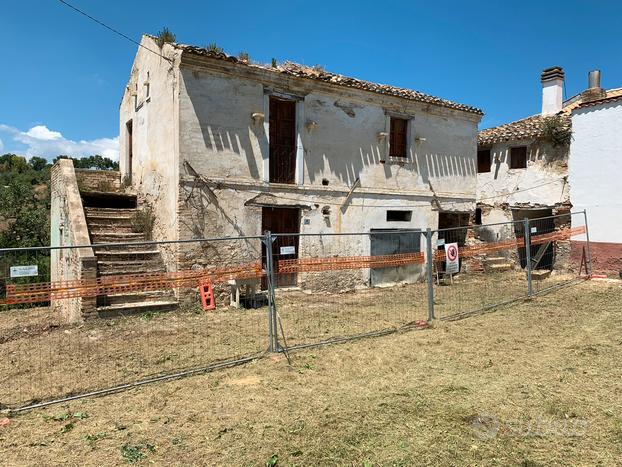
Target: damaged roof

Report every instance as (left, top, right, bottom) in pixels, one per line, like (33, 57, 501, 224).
(172, 42, 483, 116)
(479, 87, 622, 145)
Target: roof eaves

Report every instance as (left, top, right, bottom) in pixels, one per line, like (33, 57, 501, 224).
(174, 43, 483, 116)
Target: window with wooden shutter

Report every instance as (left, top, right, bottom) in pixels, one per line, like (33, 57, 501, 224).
(477, 149, 491, 173)
(510, 146, 528, 169)
(389, 117, 408, 158)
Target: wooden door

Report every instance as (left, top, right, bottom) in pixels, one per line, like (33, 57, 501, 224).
(262, 207, 300, 287)
(269, 98, 296, 184)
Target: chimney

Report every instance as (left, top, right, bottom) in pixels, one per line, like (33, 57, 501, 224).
(582, 70, 606, 102)
(541, 66, 564, 115)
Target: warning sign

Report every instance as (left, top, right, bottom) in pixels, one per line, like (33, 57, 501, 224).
(444, 242, 459, 274)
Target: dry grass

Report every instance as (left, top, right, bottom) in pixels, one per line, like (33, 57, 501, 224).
(0, 279, 621, 465)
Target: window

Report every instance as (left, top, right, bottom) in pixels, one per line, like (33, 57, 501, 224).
(389, 117, 408, 158)
(387, 210, 412, 222)
(510, 146, 528, 169)
(477, 149, 491, 173)
(269, 97, 297, 184)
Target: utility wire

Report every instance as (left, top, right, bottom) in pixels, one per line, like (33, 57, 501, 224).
(56, 0, 172, 62)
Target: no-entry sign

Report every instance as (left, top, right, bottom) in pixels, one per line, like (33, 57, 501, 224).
(444, 242, 459, 274)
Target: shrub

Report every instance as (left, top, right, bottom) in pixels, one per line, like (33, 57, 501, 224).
(155, 27, 176, 48)
(542, 115, 572, 147)
(131, 207, 155, 240)
(206, 42, 224, 54)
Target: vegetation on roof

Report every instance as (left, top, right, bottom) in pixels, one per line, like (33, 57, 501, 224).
(155, 27, 176, 48)
(205, 42, 224, 54)
(541, 115, 573, 147)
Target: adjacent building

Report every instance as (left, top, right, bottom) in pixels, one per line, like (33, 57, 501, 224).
(569, 72, 622, 274)
(476, 67, 621, 273)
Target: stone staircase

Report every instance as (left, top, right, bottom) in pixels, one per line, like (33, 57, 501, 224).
(483, 256, 514, 272)
(84, 201, 178, 317)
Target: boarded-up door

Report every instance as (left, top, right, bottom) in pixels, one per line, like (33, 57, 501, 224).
(262, 207, 300, 287)
(370, 230, 421, 286)
(269, 98, 296, 184)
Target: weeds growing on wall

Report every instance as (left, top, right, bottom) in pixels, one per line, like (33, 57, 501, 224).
(542, 115, 572, 147)
(131, 208, 155, 240)
(155, 27, 176, 48)
(206, 43, 224, 54)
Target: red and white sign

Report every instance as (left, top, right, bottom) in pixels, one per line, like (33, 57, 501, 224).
(444, 242, 459, 274)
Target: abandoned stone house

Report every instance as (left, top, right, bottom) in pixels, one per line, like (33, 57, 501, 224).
(115, 36, 482, 289)
(475, 66, 621, 273)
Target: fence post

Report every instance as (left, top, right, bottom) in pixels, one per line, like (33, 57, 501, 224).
(425, 228, 435, 322)
(582, 209, 593, 276)
(524, 218, 533, 296)
(263, 230, 278, 352)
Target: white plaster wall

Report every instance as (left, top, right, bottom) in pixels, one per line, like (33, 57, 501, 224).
(177, 64, 479, 204)
(477, 140, 569, 207)
(570, 100, 622, 243)
(119, 36, 180, 246)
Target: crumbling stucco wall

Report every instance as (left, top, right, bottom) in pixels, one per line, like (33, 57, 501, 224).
(119, 36, 181, 269)
(173, 59, 479, 292)
(475, 138, 571, 270)
(50, 159, 97, 322)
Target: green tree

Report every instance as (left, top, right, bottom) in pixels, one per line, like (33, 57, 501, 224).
(29, 156, 49, 172)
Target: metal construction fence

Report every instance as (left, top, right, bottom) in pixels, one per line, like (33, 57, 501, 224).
(0, 211, 592, 412)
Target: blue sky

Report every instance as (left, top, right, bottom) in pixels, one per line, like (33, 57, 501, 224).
(1, 0, 622, 160)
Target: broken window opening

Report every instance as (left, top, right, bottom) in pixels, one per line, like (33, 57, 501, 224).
(387, 210, 412, 222)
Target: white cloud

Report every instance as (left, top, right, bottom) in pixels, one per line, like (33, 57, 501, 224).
(0, 124, 119, 161)
(23, 125, 63, 141)
(0, 138, 3, 152)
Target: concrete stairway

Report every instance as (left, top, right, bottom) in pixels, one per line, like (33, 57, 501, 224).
(84, 205, 178, 317)
(484, 256, 514, 272)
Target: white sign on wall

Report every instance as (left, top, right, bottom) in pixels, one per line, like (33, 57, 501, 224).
(444, 243, 459, 274)
(10, 265, 38, 278)
(280, 246, 296, 255)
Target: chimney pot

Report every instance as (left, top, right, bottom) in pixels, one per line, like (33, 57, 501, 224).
(541, 66, 564, 115)
(588, 70, 601, 89)
(583, 70, 606, 102)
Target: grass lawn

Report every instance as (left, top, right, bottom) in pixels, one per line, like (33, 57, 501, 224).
(0, 279, 621, 466)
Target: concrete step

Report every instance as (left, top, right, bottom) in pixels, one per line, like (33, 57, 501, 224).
(85, 207, 137, 217)
(90, 232, 147, 244)
(95, 249, 161, 260)
(88, 223, 136, 233)
(532, 269, 552, 280)
(98, 290, 176, 306)
(97, 260, 165, 274)
(96, 300, 178, 318)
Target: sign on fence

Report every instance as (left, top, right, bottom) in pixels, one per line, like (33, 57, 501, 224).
(10, 265, 38, 278)
(444, 243, 459, 274)
(280, 246, 296, 255)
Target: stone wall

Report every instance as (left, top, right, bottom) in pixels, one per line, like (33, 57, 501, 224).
(50, 159, 97, 322)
